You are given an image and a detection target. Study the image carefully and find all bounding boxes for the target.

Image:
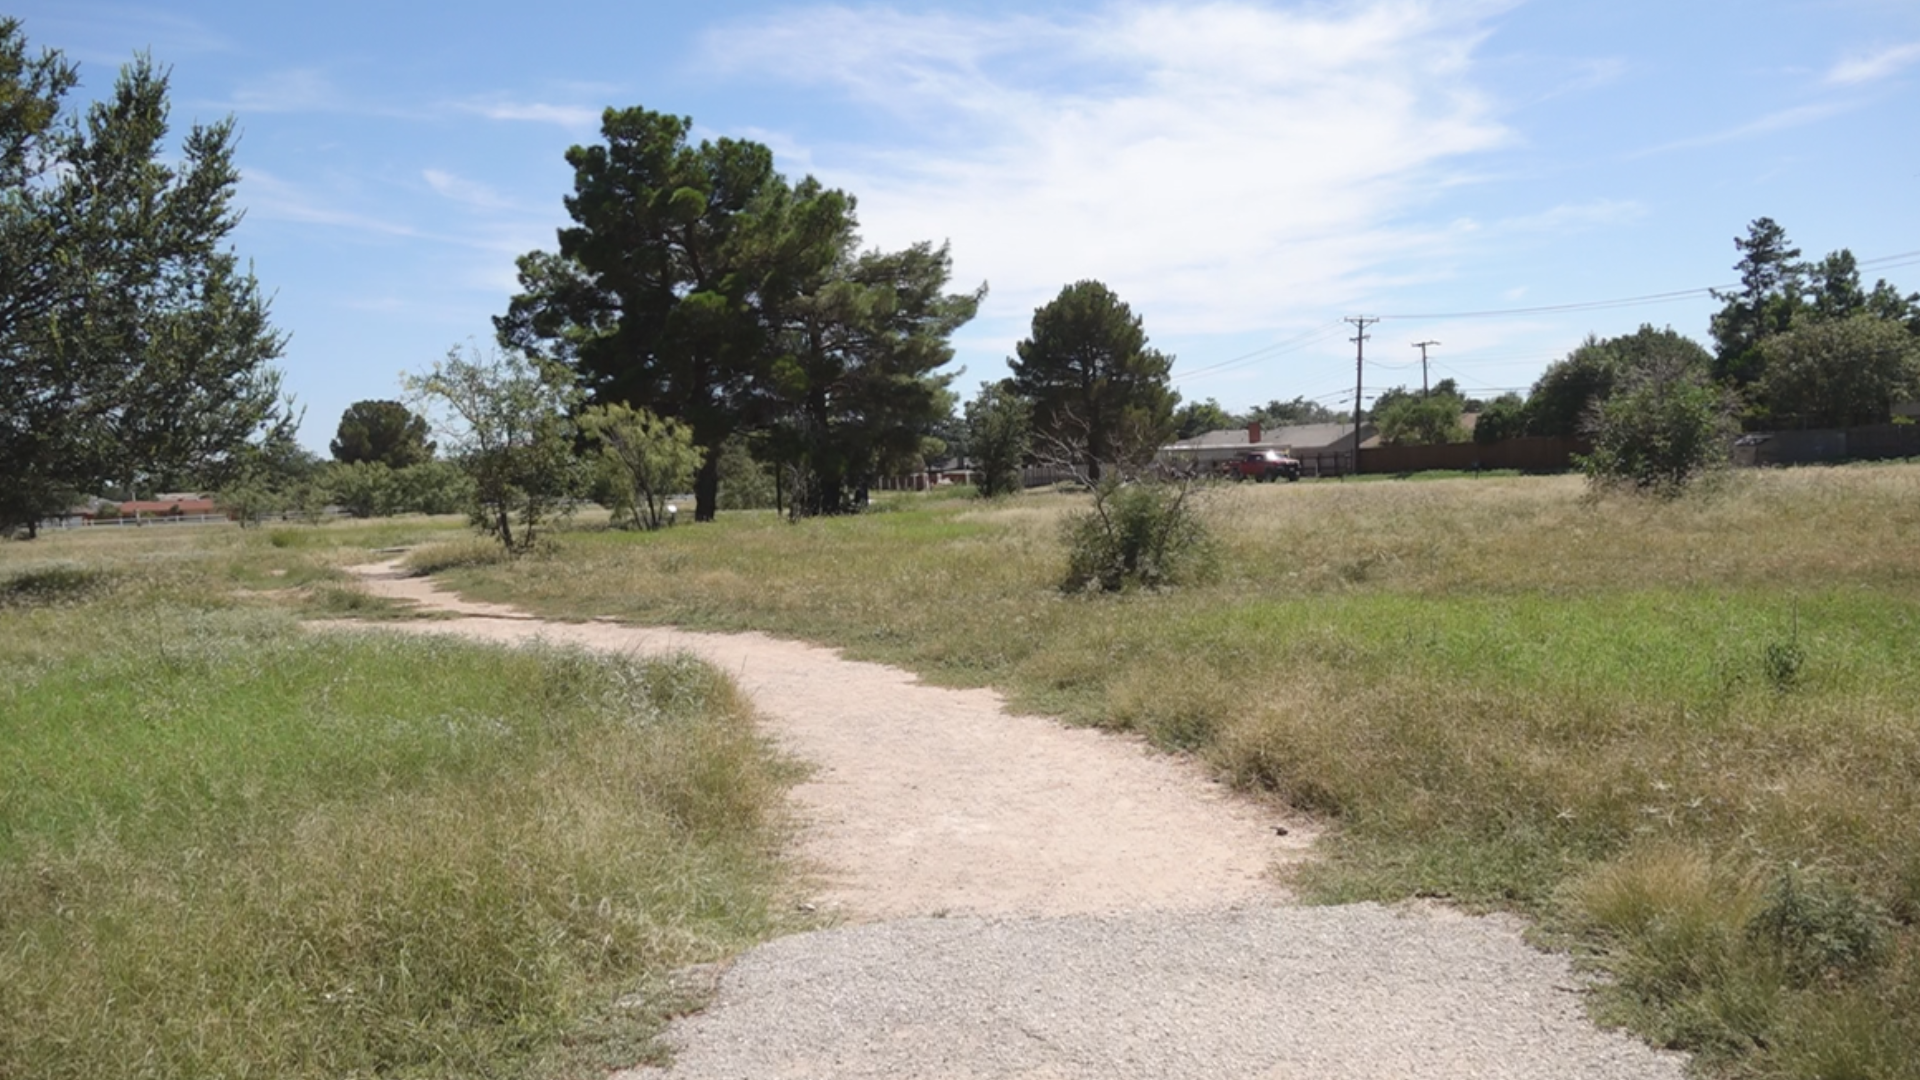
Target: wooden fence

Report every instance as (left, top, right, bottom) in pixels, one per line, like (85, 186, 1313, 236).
(1358, 436, 1589, 475)
(1734, 423, 1920, 467)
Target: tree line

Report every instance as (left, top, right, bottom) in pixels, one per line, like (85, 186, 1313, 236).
(7, 14, 1911, 538)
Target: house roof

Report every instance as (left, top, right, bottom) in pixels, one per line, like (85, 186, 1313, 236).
(118, 498, 219, 515)
(1168, 423, 1372, 453)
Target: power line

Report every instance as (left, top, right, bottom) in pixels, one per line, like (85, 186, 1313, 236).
(1379, 285, 1727, 321)
(1173, 319, 1349, 380)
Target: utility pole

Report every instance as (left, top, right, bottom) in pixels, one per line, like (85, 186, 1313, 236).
(1347, 316, 1378, 478)
(1412, 340, 1440, 396)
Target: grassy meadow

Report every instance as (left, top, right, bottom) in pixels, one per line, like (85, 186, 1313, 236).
(422, 466, 1920, 1079)
(0, 519, 798, 1080)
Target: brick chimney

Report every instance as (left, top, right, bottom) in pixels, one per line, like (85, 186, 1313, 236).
(1247, 422, 1262, 445)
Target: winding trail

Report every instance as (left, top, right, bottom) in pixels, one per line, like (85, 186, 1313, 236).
(344, 561, 1686, 1079)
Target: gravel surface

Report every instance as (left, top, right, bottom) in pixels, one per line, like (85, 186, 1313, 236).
(344, 562, 1689, 1080)
(628, 906, 1685, 1079)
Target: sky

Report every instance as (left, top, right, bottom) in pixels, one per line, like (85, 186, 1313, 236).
(16, 0, 1920, 452)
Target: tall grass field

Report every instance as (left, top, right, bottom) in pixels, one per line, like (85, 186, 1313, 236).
(426, 466, 1920, 1079)
(0, 521, 797, 1079)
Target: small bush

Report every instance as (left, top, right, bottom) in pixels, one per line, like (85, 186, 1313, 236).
(1749, 866, 1891, 983)
(1763, 638, 1806, 692)
(1580, 359, 1735, 496)
(1061, 480, 1216, 592)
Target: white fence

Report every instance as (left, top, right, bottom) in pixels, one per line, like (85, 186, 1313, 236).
(49, 513, 233, 530)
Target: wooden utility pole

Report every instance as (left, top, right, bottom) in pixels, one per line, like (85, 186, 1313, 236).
(1347, 316, 1378, 477)
(1413, 340, 1440, 395)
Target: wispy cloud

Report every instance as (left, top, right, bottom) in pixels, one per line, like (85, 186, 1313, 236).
(421, 168, 517, 211)
(1827, 41, 1920, 85)
(229, 67, 342, 114)
(702, 2, 1518, 336)
(1627, 101, 1852, 159)
(1491, 199, 1646, 233)
(457, 99, 600, 129)
(241, 168, 422, 237)
(23, 5, 233, 66)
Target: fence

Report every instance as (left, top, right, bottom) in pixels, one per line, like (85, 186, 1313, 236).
(1734, 423, 1920, 467)
(49, 513, 233, 530)
(1358, 436, 1589, 476)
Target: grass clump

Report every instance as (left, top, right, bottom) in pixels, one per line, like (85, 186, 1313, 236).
(407, 535, 515, 575)
(0, 532, 794, 1079)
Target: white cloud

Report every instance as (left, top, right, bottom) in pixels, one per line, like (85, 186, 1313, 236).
(459, 99, 600, 129)
(1827, 41, 1920, 85)
(422, 168, 515, 211)
(701, 2, 1516, 337)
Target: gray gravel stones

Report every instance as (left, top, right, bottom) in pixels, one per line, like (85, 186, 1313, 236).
(633, 904, 1687, 1080)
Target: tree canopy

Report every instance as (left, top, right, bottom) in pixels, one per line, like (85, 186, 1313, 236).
(1375, 391, 1467, 446)
(1173, 398, 1237, 439)
(0, 22, 287, 535)
(1009, 280, 1179, 478)
(405, 345, 580, 552)
(1247, 396, 1339, 428)
(330, 400, 435, 469)
(1756, 316, 1920, 430)
(499, 106, 975, 520)
(1707, 218, 1919, 424)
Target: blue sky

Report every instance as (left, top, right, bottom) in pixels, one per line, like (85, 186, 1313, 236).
(17, 1, 1920, 450)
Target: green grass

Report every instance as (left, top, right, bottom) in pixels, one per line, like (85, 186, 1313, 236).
(0, 522, 797, 1079)
(428, 466, 1920, 1078)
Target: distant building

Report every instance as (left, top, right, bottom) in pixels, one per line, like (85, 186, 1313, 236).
(1161, 421, 1377, 476)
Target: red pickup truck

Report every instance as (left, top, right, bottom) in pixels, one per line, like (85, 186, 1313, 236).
(1219, 450, 1302, 482)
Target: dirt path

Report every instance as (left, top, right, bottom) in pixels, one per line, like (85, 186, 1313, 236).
(342, 561, 1687, 1079)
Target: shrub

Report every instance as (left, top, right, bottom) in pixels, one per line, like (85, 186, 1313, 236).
(1749, 866, 1891, 983)
(391, 460, 474, 516)
(1580, 358, 1735, 496)
(1062, 478, 1215, 592)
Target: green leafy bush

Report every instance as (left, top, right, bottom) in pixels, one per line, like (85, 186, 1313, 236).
(1749, 866, 1891, 983)
(1062, 480, 1215, 592)
(1580, 360, 1735, 496)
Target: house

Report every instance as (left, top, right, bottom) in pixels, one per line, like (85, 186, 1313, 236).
(115, 496, 221, 518)
(1161, 421, 1377, 477)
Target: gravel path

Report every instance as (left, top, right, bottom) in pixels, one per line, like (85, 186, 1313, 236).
(344, 562, 1686, 1080)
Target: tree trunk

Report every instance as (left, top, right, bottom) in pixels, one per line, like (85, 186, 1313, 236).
(694, 447, 721, 522)
(495, 506, 515, 551)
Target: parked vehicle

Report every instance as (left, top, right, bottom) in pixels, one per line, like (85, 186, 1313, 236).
(1219, 449, 1302, 482)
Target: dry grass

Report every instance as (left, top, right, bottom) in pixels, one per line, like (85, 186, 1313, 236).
(429, 465, 1920, 1078)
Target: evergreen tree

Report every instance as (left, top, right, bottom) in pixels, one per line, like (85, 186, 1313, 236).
(1008, 281, 1179, 479)
(0, 23, 287, 535)
(1710, 217, 1805, 388)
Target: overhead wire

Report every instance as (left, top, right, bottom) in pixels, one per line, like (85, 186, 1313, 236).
(1173, 243, 1920, 394)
